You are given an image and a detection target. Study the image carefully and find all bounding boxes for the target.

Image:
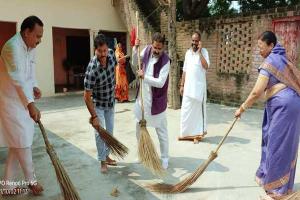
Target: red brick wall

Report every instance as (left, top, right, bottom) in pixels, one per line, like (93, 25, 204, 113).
(115, 0, 156, 88)
(115, 0, 153, 50)
(117, 1, 300, 107)
(170, 7, 300, 108)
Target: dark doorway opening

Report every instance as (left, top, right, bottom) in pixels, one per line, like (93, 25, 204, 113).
(52, 27, 90, 93)
(0, 21, 17, 52)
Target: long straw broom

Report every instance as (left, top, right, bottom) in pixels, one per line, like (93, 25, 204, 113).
(93, 125, 129, 159)
(283, 191, 300, 199)
(37, 120, 81, 200)
(135, 11, 164, 176)
(147, 117, 239, 193)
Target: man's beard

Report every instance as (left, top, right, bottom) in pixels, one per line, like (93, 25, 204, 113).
(99, 56, 107, 65)
(153, 52, 160, 57)
(192, 44, 198, 51)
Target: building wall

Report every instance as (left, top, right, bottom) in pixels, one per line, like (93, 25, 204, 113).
(116, 0, 154, 52)
(166, 6, 300, 108)
(0, 0, 126, 96)
(115, 0, 156, 88)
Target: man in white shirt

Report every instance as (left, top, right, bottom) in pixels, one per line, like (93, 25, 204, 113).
(0, 16, 44, 195)
(132, 33, 170, 169)
(179, 31, 210, 143)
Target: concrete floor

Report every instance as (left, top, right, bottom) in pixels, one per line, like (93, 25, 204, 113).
(1, 93, 300, 200)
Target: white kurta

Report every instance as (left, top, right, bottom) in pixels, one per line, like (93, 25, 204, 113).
(0, 33, 37, 148)
(132, 47, 170, 128)
(132, 46, 170, 160)
(180, 48, 210, 137)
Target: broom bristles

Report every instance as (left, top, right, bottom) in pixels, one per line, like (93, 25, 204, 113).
(283, 191, 300, 200)
(138, 120, 165, 176)
(147, 118, 239, 193)
(147, 151, 218, 193)
(38, 121, 81, 200)
(49, 151, 81, 199)
(95, 126, 129, 159)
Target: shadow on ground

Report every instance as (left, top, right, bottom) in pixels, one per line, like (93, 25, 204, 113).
(0, 126, 160, 200)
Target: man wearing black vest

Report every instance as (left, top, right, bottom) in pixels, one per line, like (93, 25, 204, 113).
(132, 33, 170, 169)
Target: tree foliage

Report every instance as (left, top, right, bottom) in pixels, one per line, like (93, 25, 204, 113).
(209, 0, 237, 16)
(176, 0, 300, 21)
(176, 0, 210, 20)
(240, 0, 300, 12)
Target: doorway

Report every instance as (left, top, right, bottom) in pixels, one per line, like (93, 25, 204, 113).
(0, 21, 17, 52)
(52, 27, 90, 93)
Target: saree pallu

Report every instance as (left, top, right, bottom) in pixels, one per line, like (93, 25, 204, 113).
(256, 87, 300, 197)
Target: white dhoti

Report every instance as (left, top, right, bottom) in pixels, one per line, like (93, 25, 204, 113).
(180, 48, 210, 137)
(0, 58, 34, 148)
(3, 148, 37, 189)
(180, 93, 207, 137)
(0, 57, 37, 189)
(134, 92, 169, 160)
(132, 46, 170, 161)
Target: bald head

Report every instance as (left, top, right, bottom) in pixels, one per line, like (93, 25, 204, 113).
(191, 31, 201, 52)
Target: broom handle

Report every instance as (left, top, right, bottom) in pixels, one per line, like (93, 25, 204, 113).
(136, 11, 145, 120)
(37, 120, 52, 148)
(214, 117, 238, 153)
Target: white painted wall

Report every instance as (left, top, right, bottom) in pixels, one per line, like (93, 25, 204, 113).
(0, 0, 126, 96)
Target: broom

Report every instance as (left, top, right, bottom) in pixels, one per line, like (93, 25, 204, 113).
(283, 191, 300, 199)
(147, 117, 239, 193)
(93, 125, 129, 159)
(37, 120, 81, 200)
(135, 11, 164, 176)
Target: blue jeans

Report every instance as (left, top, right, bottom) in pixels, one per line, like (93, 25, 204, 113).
(94, 106, 114, 161)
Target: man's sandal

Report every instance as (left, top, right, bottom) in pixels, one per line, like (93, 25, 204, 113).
(106, 157, 117, 166)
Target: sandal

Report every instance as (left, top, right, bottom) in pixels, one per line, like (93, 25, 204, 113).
(106, 157, 117, 166)
(178, 135, 204, 143)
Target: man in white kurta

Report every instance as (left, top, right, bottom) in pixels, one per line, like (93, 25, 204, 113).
(132, 33, 170, 169)
(179, 32, 210, 141)
(0, 16, 44, 195)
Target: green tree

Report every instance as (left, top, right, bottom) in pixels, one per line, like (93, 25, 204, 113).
(239, 0, 300, 12)
(209, 0, 238, 16)
(176, 0, 300, 21)
(176, 0, 210, 20)
(176, 0, 238, 20)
